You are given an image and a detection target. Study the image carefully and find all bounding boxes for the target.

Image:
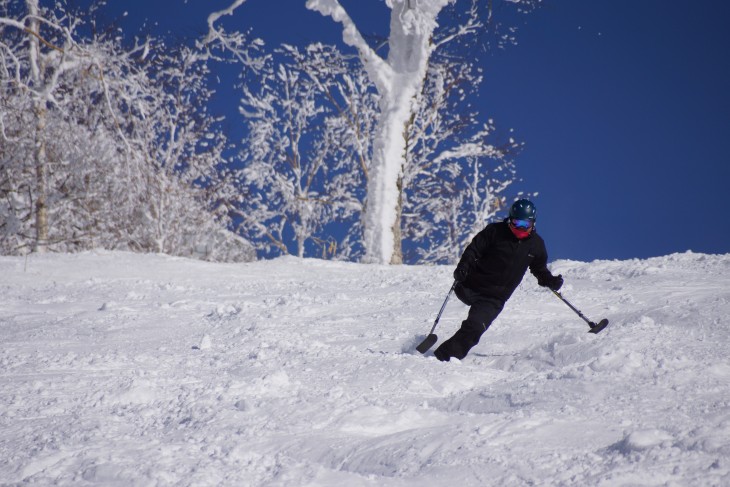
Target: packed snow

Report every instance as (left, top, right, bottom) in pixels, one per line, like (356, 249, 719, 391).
(1, 250, 729, 486)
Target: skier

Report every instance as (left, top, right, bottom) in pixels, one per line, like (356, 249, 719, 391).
(434, 199, 564, 362)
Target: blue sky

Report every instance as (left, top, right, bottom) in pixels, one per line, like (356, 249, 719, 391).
(481, 1, 730, 262)
(99, 0, 730, 262)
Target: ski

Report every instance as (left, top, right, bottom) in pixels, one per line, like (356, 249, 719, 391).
(588, 318, 609, 334)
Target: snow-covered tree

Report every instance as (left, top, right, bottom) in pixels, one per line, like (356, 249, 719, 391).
(237, 50, 329, 257)
(402, 56, 520, 264)
(0, 0, 85, 252)
(204, 0, 541, 264)
(396, 0, 540, 264)
(307, 0, 540, 264)
(232, 44, 376, 259)
(0, 1, 255, 261)
(319, 55, 378, 260)
(83, 37, 256, 261)
(306, 0, 455, 264)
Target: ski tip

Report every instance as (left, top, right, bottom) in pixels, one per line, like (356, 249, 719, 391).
(416, 334, 438, 354)
(588, 319, 609, 334)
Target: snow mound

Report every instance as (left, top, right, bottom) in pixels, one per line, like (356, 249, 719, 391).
(614, 429, 675, 453)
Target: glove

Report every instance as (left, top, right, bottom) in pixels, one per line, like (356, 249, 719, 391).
(453, 263, 469, 283)
(544, 274, 563, 291)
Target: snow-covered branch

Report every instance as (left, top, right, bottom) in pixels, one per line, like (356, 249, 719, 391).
(202, 0, 266, 71)
(206, 0, 249, 36)
(305, 0, 392, 92)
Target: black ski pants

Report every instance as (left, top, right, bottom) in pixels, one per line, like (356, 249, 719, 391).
(434, 283, 504, 361)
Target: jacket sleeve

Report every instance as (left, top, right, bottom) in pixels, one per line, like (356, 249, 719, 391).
(529, 239, 554, 285)
(457, 226, 493, 271)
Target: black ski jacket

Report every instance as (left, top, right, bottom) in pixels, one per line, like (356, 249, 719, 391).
(457, 220, 555, 303)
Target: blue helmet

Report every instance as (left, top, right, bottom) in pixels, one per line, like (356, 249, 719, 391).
(509, 199, 536, 221)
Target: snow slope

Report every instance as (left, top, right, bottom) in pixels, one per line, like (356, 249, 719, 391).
(1, 251, 729, 486)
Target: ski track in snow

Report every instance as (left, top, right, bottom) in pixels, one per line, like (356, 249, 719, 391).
(1, 251, 729, 486)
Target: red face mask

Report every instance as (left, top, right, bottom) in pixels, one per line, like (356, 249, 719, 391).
(510, 224, 532, 239)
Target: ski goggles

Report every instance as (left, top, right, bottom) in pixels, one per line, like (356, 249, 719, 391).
(510, 218, 534, 230)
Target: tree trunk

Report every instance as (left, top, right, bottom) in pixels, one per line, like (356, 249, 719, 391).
(362, 79, 414, 264)
(27, 0, 49, 253)
(33, 103, 49, 253)
(390, 173, 404, 265)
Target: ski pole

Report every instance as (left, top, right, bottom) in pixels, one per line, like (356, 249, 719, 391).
(416, 281, 457, 354)
(551, 289, 609, 334)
